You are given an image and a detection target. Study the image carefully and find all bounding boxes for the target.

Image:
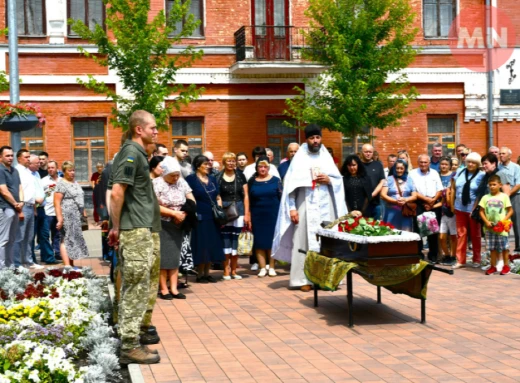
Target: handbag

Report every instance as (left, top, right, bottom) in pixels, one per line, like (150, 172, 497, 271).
(222, 174, 240, 222)
(471, 205, 484, 224)
(237, 229, 254, 256)
(71, 190, 89, 231)
(199, 177, 228, 226)
(80, 214, 89, 231)
(395, 178, 417, 217)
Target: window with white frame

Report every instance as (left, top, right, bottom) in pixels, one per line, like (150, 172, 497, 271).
(166, 0, 204, 37)
(423, 0, 456, 38)
(67, 0, 105, 36)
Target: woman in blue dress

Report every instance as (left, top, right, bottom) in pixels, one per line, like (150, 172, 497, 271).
(381, 159, 417, 231)
(248, 156, 282, 277)
(185, 155, 225, 283)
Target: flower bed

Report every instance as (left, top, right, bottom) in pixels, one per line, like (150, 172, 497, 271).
(0, 267, 120, 383)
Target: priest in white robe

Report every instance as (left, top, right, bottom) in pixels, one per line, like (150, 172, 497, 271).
(272, 124, 347, 291)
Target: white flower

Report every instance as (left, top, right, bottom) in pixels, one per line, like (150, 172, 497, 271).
(28, 369, 40, 382)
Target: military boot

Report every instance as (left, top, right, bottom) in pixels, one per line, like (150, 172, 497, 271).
(140, 332, 160, 345)
(141, 345, 159, 355)
(120, 347, 160, 364)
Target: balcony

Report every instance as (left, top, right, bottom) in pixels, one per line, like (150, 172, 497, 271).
(230, 26, 325, 75)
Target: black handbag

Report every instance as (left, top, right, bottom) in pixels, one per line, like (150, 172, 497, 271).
(222, 175, 239, 222)
(199, 177, 228, 226)
(212, 204, 228, 226)
(471, 205, 483, 224)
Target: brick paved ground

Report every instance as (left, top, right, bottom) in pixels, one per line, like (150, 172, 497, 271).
(114, 257, 520, 383)
(74, 229, 520, 383)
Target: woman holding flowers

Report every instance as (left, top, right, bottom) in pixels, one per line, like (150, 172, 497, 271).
(381, 159, 417, 231)
(54, 161, 89, 266)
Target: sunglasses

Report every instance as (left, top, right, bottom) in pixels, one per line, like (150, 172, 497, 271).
(461, 153, 468, 157)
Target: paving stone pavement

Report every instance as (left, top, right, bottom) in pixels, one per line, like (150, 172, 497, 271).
(78, 251, 520, 383)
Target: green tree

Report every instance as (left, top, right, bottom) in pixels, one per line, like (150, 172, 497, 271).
(285, 0, 419, 137)
(0, 28, 9, 93)
(69, 0, 204, 130)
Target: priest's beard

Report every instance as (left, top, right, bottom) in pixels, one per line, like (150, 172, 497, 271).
(309, 143, 321, 153)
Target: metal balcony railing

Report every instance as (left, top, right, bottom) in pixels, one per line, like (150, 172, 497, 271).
(234, 25, 311, 62)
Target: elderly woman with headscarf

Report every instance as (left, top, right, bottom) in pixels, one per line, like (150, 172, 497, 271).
(185, 155, 225, 283)
(451, 152, 485, 269)
(380, 159, 418, 231)
(153, 156, 196, 299)
(248, 156, 282, 277)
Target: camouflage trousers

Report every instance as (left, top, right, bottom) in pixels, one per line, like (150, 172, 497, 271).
(113, 232, 160, 331)
(142, 232, 160, 328)
(118, 228, 154, 351)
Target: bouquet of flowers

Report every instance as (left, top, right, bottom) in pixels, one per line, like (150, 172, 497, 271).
(0, 102, 46, 128)
(338, 216, 397, 236)
(417, 212, 439, 237)
(492, 219, 512, 234)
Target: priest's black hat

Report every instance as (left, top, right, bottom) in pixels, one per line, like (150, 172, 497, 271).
(304, 123, 322, 139)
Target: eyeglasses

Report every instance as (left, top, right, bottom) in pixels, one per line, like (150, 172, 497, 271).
(461, 153, 468, 157)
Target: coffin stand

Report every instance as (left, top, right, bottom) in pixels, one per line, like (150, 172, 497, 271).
(305, 224, 453, 327)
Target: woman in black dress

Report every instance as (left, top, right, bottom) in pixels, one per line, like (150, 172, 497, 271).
(341, 154, 372, 217)
(216, 152, 250, 280)
(185, 155, 225, 283)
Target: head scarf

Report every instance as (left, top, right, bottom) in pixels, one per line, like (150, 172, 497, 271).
(160, 156, 181, 177)
(390, 159, 409, 181)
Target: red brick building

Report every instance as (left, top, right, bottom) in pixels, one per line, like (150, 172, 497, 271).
(0, 0, 519, 183)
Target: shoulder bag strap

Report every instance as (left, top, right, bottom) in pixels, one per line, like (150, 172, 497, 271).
(198, 177, 217, 209)
(394, 177, 403, 198)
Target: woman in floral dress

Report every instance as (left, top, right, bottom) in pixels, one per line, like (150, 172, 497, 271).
(54, 161, 89, 266)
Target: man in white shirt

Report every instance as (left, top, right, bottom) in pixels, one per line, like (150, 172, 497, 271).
(409, 154, 443, 263)
(41, 160, 62, 262)
(33, 156, 60, 265)
(13, 150, 44, 269)
(243, 146, 280, 181)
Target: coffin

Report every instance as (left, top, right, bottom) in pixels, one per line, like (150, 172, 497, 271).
(316, 226, 422, 267)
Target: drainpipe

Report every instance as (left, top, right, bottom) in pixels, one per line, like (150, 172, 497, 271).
(7, 0, 20, 159)
(486, 0, 494, 147)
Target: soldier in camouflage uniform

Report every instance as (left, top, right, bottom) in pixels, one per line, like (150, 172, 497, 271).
(108, 110, 161, 365)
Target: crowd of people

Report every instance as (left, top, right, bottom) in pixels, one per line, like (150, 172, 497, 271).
(1, 110, 520, 364)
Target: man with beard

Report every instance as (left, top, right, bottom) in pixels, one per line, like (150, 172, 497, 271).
(272, 124, 347, 291)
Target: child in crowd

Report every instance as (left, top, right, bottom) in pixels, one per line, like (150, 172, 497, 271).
(479, 175, 513, 275)
(439, 157, 457, 266)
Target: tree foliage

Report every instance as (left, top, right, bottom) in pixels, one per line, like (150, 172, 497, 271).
(0, 28, 9, 93)
(70, 0, 204, 130)
(285, 0, 419, 137)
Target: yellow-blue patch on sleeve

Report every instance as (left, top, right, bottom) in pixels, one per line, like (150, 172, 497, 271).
(127, 156, 134, 163)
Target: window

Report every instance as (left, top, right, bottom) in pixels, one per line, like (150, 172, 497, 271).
(342, 127, 372, 163)
(166, 0, 204, 37)
(171, 118, 204, 158)
(11, 0, 46, 36)
(267, 118, 298, 165)
(72, 119, 106, 183)
(427, 116, 456, 156)
(423, 0, 456, 38)
(21, 127, 44, 154)
(67, 0, 105, 36)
